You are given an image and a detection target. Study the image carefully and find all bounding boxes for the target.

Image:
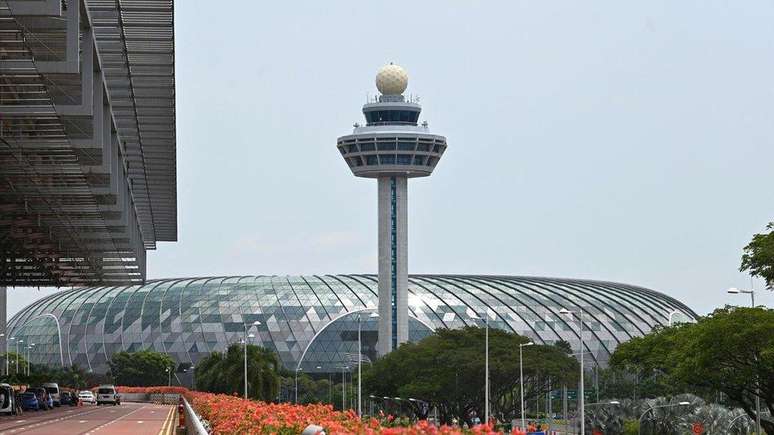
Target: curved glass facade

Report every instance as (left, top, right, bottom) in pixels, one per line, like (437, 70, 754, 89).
(8, 275, 696, 375)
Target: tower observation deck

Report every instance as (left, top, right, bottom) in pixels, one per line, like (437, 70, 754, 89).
(337, 64, 447, 356)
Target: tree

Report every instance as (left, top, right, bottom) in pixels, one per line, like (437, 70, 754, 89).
(195, 344, 280, 401)
(362, 326, 578, 425)
(108, 350, 176, 386)
(741, 222, 774, 289)
(610, 306, 774, 433)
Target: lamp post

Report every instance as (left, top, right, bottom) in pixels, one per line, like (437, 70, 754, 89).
(26, 343, 34, 376)
(243, 320, 261, 400)
(342, 366, 348, 410)
(358, 312, 379, 417)
(0, 333, 5, 376)
(165, 366, 171, 386)
(295, 367, 303, 404)
(559, 308, 585, 435)
(16, 339, 22, 375)
(638, 401, 690, 435)
(469, 311, 490, 425)
(519, 341, 534, 430)
(190, 364, 196, 390)
(726, 286, 761, 435)
(6, 336, 12, 376)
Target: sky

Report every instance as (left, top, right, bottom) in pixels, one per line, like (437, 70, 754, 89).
(9, 0, 774, 317)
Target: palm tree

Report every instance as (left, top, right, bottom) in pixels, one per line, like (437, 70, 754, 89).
(195, 343, 280, 401)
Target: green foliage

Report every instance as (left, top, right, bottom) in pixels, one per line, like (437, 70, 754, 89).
(622, 419, 639, 435)
(108, 350, 176, 386)
(610, 306, 774, 434)
(195, 343, 280, 401)
(363, 326, 579, 425)
(740, 222, 774, 289)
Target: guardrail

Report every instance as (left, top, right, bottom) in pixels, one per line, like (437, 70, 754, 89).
(182, 396, 210, 435)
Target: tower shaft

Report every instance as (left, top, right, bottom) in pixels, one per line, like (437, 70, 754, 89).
(377, 176, 408, 355)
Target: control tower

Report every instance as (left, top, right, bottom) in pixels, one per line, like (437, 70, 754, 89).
(337, 64, 447, 356)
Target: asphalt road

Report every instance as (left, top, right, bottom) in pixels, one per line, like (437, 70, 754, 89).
(0, 402, 175, 435)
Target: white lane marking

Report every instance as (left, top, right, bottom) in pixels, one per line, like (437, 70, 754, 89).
(137, 421, 144, 424)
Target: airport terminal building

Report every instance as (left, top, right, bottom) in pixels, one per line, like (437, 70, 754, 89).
(8, 274, 695, 379)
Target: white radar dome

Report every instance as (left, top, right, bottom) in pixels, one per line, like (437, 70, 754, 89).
(375, 63, 408, 95)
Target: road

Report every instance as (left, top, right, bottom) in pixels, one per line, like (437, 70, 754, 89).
(0, 402, 175, 435)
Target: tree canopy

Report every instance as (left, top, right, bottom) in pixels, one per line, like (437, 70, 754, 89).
(195, 343, 280, 401)
(363, 326, 579, 425)
(741, 221, 774, 289)
(610, 306, 774, 433)
(108, 350, 176, 386)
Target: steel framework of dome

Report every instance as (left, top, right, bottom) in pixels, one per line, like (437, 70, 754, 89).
(7, 275, 696, 378)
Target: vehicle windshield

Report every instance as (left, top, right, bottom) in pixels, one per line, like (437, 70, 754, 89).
(80, 391, 92, 395)
(21, 392, 35, 398)
(98, 388, 114, 394)
(45, 387, 58, 394)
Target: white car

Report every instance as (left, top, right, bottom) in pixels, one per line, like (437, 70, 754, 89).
(78, 391, 95, 404)
(96, 385, 120, 406)
(43, 383, 61, 406)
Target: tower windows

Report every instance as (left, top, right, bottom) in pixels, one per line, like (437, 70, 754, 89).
(397, 141, 415, 151)
(396, 154, 412, 165)
(379, 154, 396, 165)
(377, 141, 396, 151)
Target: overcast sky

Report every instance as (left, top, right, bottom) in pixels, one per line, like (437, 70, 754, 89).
(9, 0, 774, 317)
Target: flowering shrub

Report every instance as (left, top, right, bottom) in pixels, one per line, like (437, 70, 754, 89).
(116, 386, 526, 435)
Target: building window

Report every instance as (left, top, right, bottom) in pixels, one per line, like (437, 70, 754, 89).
(377, 141, 396, 151)
(366, 155, 378, 165)
(397, 141, 415, 151)
(379, 154, 396, 165)
(397, 154, 412, 165)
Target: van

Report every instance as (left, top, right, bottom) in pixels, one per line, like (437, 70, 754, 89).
(96, 384, 120, 406)
(0, 383, 15, 415)
(42, 383, 60, 406)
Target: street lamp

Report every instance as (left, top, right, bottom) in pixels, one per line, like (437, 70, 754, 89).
(190, 364, 196, 390)
(559, 307, 585, 435)
(243, 320, 261, 400)
(727, 287, 755, 307)
(638, 401, 691, 435)
(0, 333, 5, 376)
(358, 311, 379, 417)
(519, 341, 534, 430)
(16, 339, 22, 375)
(295, 367, 303, 404)
(8, 336, 14, 376)
(726, 286, 761, 435)
(26, 343, 34, 376)
(165, 366, 171, 387)
(469, 311, 491, 425)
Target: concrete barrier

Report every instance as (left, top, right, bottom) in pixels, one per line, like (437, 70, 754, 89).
(118, 393, 149, 402)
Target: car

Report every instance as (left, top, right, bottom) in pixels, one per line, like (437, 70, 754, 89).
(78, 390, 95, 404)
(42, 383, 61, 406)
(19, 392, 39, 411)
(96, 385, 120, 406)
(60, 391, 74, 406)
(0, 383, 15, 415)
(29, 388, 52, 410)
